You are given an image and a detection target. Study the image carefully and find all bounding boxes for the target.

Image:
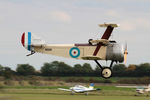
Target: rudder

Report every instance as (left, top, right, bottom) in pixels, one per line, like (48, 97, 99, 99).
(21, 32, 45, 51)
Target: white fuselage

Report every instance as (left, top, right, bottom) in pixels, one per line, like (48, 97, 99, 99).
(136, 88, 150, 94)
(70, 85, 94, 93)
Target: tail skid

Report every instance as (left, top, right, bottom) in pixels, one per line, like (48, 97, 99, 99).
(26, 51, 35, 56)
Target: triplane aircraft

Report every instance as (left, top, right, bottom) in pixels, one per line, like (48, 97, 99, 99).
(21, 23, 128, 79)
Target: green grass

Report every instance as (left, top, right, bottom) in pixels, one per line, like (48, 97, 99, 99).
(43, 76, 145, 83)
(0, 86, 68, 89)
(0, 85, 133, 92)
(0, 85, 150, 100)
(0, 85, 146, 96)
(0, 94, 150, 100)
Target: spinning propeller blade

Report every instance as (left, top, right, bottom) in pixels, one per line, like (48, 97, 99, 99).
(124, 43, 128, 64)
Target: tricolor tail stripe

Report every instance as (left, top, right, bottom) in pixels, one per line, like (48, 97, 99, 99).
(28, 32, 31, 51)
(21, 32, 25, 47)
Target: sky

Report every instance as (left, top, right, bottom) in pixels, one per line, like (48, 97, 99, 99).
(0, 0, 150, 70)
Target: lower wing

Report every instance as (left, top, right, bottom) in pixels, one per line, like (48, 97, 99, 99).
(81, 56, 102, 60)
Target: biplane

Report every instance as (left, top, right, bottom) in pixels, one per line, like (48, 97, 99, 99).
(21, 23, 128, 78)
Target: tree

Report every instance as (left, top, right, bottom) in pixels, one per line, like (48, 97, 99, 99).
(40, 62, 56, 76)
(94, 65, 101, 76)
(57, 62, 73, 76)
(82, 63, 94, 76)
(135, 63, 150, 77)
(73, 64, 83, 76)
(0, 65, 4, 76)
(2, 67, 15, 78)
(16, 64, 35, 76)
(127, 64, 136, 71)
(125, 64, 137, 77)
(113, 64, 127, 77)
(41, 61, 73, 76)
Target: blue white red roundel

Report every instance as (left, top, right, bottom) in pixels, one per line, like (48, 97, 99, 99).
(69, 47, 80, 58)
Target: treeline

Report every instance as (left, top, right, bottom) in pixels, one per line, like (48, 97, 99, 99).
(0, 61, 150, 78)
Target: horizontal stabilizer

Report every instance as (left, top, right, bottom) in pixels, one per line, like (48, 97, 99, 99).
(99, 23, 119, 28)
(82, 56, 102, 60)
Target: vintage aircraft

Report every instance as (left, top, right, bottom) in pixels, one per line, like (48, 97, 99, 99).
(21, 23, 128, 78)
(58, 83, 100, 95)
(136, 84, 150, 95)
(116, 84, 150, 96)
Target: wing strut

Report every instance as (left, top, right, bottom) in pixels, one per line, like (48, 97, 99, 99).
(93, 23, 118, 56)
(94, 60, 103, 69)
(101, 26, 114, 39)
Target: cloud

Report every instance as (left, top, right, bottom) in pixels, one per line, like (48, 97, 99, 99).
(119, 17, 150, 31)
(36, 10, 72, 24)
(49, 11, 72, 23)
(106, 10, 119, 18)
(119, 21, 135, 31)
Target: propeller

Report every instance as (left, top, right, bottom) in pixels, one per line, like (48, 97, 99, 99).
(124, 43, 128, 64)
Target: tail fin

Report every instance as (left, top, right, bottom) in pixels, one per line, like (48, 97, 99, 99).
(21, 32, 45, 51)
(89, 83, 94, 89)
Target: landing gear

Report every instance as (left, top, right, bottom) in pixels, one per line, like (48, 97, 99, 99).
(94, 60, 114, 79)
(101, 67, 112, 78)
(85, 92, 88, 95)
(71, 91, 75, 95)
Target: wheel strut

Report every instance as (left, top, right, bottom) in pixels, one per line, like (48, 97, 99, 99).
(110, 60, 114, 68)
(95, 60, 114, 69)
(94, 60, 114, 79)
(94, 60, 103, 69)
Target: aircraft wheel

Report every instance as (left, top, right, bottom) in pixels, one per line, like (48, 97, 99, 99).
(146, 94, 149, 97)
(101, 67, 112, 79)
(85, 92, 88, 96)
(71, 91, 75, 95)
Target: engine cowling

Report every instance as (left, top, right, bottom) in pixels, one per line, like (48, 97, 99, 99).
(106, 43, 124, 62)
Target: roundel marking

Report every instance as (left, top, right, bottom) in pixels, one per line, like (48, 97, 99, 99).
(69, 47, 80, 58)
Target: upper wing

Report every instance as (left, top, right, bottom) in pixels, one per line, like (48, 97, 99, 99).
(93, 23, 119, 56)
(58, 88, 72, 91)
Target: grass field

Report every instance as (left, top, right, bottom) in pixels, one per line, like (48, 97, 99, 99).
(0, 76, 150, 100)
(0, 94, 150, 100)
(0, 86, 150, 100)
